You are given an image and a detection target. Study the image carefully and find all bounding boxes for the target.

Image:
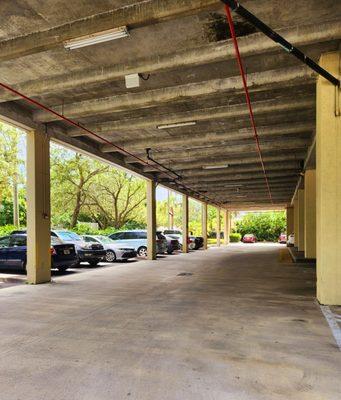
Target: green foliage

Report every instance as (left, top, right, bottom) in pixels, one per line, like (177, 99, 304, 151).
(0, 225, 19, 237)
(234, 211, 286, 242)
(229, 233, 241, 242)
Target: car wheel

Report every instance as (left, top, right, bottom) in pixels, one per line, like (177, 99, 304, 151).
(105, 250, 116, 262)
(167, 249, 173, 255)
(137, 246, 147, 257)
(89, 260, 99, 267)
(58, 266, 68, 273)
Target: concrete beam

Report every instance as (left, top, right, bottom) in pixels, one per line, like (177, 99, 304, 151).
(0, 0, 218, 62)
(202, 203, 208, 250)
(143, 152, 306, 172)
(146, 179, 157, 260)
(217, 208, 221, 247)
(2, 20, 339, 102)
(223, 210, 230, 245)
(68, 96, 314, 135)
(26, 128, 51, 284)
(34, 66, 315, 123)
(182, 194, 189, 253)
(126, 138, 310, 162)
(104, 122, 314, 152)
(174, 161, 301, 178)
(304, 169, 316, 259)
(316, 52, 341, 305)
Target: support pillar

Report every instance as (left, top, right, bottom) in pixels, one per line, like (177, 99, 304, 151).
(182, 194, 189, 253)
(26, 128, 51, 284)
(216, 208, 221, 247)
(298, 189, 305, 252)
(293, 195, 299, 248)
(286, 206, 294, 243)
(202, 202, 208, 250)
(316, 52, 341, 305)
(304, 169, 316, 259)
(146, 179, 156, 260)
(223, 209, 230, 245)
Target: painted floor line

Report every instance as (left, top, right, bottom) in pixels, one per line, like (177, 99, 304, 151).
(319, 303, 341, 351)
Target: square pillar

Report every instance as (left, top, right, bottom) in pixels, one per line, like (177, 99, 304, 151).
(316, 52, 341, 305)
(293, 195, 299, 247)
(26, 128, 51, 284)
(298, 189, 305, 252)
(216, 208, 221, 247)
(304, 169, 316, 259)
(201, 202, 208, 250)
(182, 194, 189, 253)
(286, 206, 294, 243)
(223, 209, 230, 245)
(146, 179, 156, 260)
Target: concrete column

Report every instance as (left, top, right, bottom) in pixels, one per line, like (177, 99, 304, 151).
(182, 194, 189, 253)
(286, 206, 294, 239)
(316, 52, 341, 305)
(216, 208, 221, 247)
(304, 169, 316, 259)
(293, 195, 299, 248)
(223, 209, 230, 245)
(26, 128, 51, 284)
(146, 179, 156, 260)
(202, 202, 208, 250)
(298, 189, 305, 252)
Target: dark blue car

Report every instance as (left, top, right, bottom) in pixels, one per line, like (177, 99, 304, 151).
(0, 234, 78, 272)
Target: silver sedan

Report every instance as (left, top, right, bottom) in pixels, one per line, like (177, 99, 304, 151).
(82, 235, 137, 262)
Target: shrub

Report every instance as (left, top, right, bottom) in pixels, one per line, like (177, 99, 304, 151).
(230, 233, 241, 242)
(0, 224, 20, 236)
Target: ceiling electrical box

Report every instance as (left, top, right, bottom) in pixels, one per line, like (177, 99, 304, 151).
(125, 73, 140, 88)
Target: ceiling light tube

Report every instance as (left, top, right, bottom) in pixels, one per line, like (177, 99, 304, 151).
(157, 121, 196, 129)
(202, 164, 229, 170)
(64, 27, 129, 50)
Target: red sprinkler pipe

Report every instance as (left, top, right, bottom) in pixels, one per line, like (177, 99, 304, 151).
(224, 5, 273, 203)
(0, 81, 221, 206)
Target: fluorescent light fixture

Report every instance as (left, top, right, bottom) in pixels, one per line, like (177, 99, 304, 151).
(157, 121, 196, 129)
(202, 164, 229, 170)
(64, 26, 129, 50)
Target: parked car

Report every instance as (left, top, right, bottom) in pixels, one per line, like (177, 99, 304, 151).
(11, 229, 106, 266)
(82, 235, 137, 262)
(51, 230, 106, 266)
(242, 234, 257, 243)
(163, 230, 204, 251)
(278, 233, 287, 244)
(109, 230, 167, 257)
(0, 234, 77, 272)
(287, 233, 295, 246)
(164, 235, 181, 254)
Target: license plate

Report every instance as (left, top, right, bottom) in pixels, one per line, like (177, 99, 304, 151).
(84, 253, 91, 257)
(64, 250, 70, 255)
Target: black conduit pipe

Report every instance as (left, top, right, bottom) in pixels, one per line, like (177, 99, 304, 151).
(220, 0, 340, 87)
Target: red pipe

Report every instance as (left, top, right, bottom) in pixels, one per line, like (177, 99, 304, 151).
(0, 81, 220, 206)
(224, 5, 273, 203)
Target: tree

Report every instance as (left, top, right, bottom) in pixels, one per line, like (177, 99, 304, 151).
(0, 122, 24, 226)
(86, 170, 146, 229)
(50, 148, 108, 227)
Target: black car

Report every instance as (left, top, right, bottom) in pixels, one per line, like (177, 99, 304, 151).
(0, 234, 78, 272)
(164, 234, 181, 254)
(12, 230, 106, 267)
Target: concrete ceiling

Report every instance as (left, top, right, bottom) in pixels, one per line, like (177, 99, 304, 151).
(0, 0, 340, 210)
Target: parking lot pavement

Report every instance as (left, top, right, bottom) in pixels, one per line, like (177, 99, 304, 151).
(0, 260, 140, 289)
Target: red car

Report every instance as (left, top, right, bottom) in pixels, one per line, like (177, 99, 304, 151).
(278, 233, 287, 244)
(242, 234, 257, 243)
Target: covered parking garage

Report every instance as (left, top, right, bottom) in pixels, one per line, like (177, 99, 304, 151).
(0, 0, 340, 398)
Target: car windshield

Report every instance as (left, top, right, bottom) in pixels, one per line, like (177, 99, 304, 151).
(51, 236, 63, 245)
(164, 230, 181, 235)
(95, 236, 115, 244)
(56, 231, 82, 241)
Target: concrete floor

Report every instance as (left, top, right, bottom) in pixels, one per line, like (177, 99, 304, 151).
(0, 244, 340, 400)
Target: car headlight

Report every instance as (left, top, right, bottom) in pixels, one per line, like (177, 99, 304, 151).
(80, 244, 92, 250)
